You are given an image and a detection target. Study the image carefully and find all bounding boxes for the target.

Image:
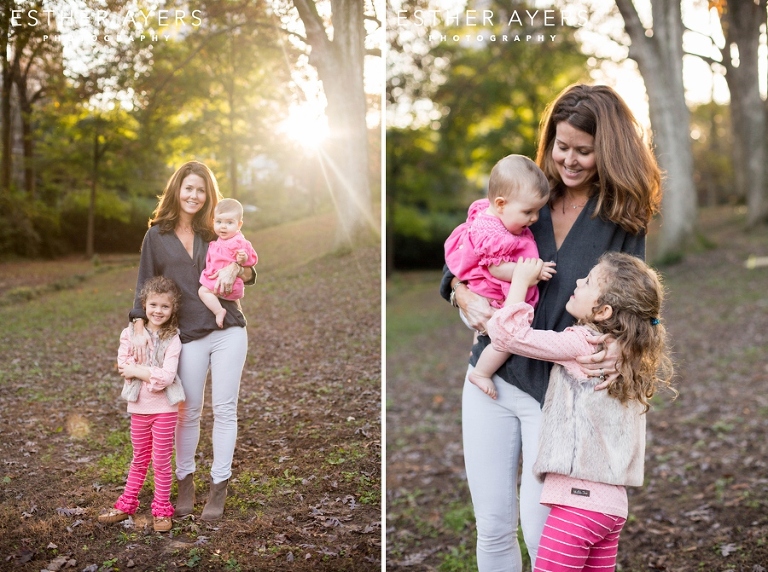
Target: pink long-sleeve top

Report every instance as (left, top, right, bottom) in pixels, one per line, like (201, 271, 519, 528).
(199, 231, 258, 301)
(117, 327, 182, 414)
(444, 199, 540, 308)
(487, 302, 630, 518)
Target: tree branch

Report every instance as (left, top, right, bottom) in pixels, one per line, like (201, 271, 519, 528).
(292, 0, 331, 52)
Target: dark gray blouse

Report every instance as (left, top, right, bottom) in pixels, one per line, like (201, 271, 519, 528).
(441, 197, 645, 405)
(129, 225, 254, 344)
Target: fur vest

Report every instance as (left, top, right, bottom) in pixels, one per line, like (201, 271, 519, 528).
(533, 364, 646, 487)
(121, 324, 185, 406)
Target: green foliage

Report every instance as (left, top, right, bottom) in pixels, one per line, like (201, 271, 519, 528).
(690, 102, 736, 206)
(2, 3, 378, 258)
(387, 14, 590, 269)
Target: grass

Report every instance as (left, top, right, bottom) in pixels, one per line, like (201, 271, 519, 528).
(0, 211, 381, 572)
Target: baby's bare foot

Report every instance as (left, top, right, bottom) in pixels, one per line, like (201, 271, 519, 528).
(215, 309, 227, 328)
(468, 371, 497, 399)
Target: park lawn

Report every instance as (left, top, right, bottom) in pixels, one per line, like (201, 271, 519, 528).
(386, 205, 768, 571)
(0, 212, 382, 572)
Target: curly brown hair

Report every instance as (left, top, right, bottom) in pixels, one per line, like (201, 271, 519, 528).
(150, 161, 221, 241)
(139, 276, 182, 341)
(536, 84, 662, 235)
(580, 252, 675, 411)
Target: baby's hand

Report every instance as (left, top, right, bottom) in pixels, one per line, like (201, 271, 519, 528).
(539, 261, 556, 282)
(512, 257, 544, 287)
(235, 250, 247, 265)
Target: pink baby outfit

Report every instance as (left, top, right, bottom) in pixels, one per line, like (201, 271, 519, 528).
(444, 198, 540, 308)
(114, 327, 182, 518)
(199, 231, 258, 301)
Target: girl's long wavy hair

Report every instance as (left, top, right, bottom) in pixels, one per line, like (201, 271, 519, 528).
(536, 84, 662, 235)
(139, 276, 182, 341)
(580, 252, 675, 411)
(150, 160, 221, 241)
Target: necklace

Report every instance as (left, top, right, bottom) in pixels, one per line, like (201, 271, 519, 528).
(178, 223, 193, 233)
(562, 197, 587, 214)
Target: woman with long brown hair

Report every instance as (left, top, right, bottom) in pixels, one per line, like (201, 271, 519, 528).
(441, 84, 662, 570)
(130, 160, 256, 521)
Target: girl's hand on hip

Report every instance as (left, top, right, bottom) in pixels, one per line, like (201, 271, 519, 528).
(576, 333, 621, 390)
(210, 262, 239, 296)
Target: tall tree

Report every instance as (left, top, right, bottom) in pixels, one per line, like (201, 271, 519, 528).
(709, 0, 767, 226)
(290, 0, 380, 248)
(12, 15, 64, 198)
(1, 2, 13, 194)
(615, 0, 698, 259)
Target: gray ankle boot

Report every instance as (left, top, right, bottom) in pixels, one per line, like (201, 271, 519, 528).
(174, 474, 195, 517)
(201, 479, 229, 521)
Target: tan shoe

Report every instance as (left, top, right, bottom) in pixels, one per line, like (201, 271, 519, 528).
(153, 516, 172, 532)
(98, 508, 130, 524)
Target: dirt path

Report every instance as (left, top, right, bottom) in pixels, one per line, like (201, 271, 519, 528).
(0, 216, 381, 572)
(386, 207, 768, 571)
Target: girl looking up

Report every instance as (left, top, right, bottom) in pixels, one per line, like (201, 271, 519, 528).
(486, 253, 675, 572)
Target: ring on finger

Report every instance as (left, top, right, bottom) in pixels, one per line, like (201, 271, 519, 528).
(599, 368, 606, 381)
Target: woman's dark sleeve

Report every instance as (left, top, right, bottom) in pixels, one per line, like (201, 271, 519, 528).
(128, 231, 156, 322)
(623, 231, 646, 261)
(439, 264, 455, 302)
(243, 265, 257, 286)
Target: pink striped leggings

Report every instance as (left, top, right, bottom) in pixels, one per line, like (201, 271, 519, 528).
(114, 412, 177, 518)
(534, 505, 626, 571)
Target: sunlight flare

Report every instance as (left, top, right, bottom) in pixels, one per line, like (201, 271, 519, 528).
(280, 104, 329, 150)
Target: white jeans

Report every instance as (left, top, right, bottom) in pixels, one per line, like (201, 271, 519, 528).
(462, 365, 550, 571)
(175, 326, 248, 484)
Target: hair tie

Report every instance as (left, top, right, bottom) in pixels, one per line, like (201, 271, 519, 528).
(650, 318, 659, 326)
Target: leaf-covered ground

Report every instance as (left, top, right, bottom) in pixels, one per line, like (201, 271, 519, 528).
(386, 206, 768, 571)
(0, 213, 382, 572)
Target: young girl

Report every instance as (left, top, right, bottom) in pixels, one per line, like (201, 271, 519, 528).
(198, 198, 258, 328)
(486, 253, 675, 572)
(444, 154, 556, 399)
(99, 276, 185, 533)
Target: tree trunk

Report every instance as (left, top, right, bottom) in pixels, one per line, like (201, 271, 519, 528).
(0, 4, 11, 195)
(616, 0, 697, 259)
(87, 128, 98, 259)
(292, 0, 373, 249)
(20, 106, 34, 198)
(718, 0, 766, 225)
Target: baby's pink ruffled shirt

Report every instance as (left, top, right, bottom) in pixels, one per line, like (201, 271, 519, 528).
(444, 198, 540, 308)
(199, 231, 258, 301)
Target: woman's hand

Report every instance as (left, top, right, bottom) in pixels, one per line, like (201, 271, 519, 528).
(454, 281, 495, 334)
(210, 261, 240, 296)
(576, 333, 620, 391)
(131, 321, 150, 364)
